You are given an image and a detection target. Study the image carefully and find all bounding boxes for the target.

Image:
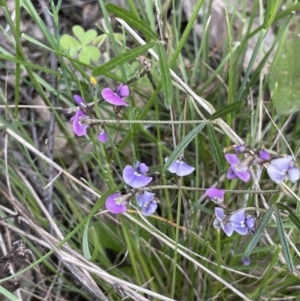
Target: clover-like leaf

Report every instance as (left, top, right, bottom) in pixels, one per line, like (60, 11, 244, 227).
(79, 46, 101, 65)
(60, 25, 101, 64)
(60, 34, 81, 56)
(73, 25, 97, 45)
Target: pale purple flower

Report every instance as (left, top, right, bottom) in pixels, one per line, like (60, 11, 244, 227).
(70, 109, 89, 136)
(98, 129, 108, 143)
(214, 207, 233, 236)
(241, 257, 251, 266)
(136, 191, 157, 216)
(101, 84, 129, 106)
(123, 162, 153, 188)
(105, 192, 128, 214)
(267, 156, 300, 184)
(165, 155, 195, 176)
(214, 208, 255, 236)
(225, 154, 251, 182)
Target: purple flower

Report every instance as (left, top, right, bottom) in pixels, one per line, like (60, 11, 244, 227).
(105, 192, 128, 214)
(214, 208, 255, 236)
(136, 191, 157, 216)
(259, 150, 271, 161)
(98, 129, 108, 143)
(241, 257, 251, 266)
(214, 207, 233, 236)
(123, 162, 153, 188)
(225, 154, 251, 182)
(234, 145, 247, 153)
(73, 94, 86, 106)
(206, 188, 225, 202)
(70, 108, 89, 136)
(101, 84, 130, 106)
(165, 155, 195, 176)
(267, 156, 300, 184)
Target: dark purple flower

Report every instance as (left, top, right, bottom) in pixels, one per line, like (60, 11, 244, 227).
(105, 192, 128, 214)
(136, 191, 157, 216)
(267, 156, 300, 184)
(101, 84, 129, 106)
(123, 162, 153, 188)
(165, 155, 195, 176)
(259, 150, 271, 161)
(225, 154, 251, 182)
(234, 145, 247, 153)
(70, 108, 89, 136)
(73, 94, 86, 106)
(98, 129, 107, 143)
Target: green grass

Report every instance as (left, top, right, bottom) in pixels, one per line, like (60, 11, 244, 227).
(0, 0, 300, 300)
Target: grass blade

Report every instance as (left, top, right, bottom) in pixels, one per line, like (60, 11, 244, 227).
(209, 101, 245, 120)
(274, 206, 294, 272)
(158, 43, 173, 108)
(164, 122, 207, 170)
(92, 41, 156, 76)
(106, 4, 157, 41)
(244, 205, 275, 258)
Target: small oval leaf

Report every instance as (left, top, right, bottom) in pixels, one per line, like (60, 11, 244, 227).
(83, 219, 92, 260)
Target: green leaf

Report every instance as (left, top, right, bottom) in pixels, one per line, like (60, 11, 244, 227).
(106, 3, 157, 41)
(269, 33, 300, 115)
(244, 205, 275, 258)
(209, 101, 245, 120)
(207, 124, 225, 172)
(0, 286, 19, 300)
(73, 25, 97, 45)
(83, 218, 92, 260)
(60, 34, 81, 56)
(92, 41, 157, 76)
(79, 45, 101, 64)
(93, 34, 107, 47)
(274, 206, 294, 272)
(164, 122, 207, 171)
(277, 203, 300, 231)
(158, 43, 173, 108)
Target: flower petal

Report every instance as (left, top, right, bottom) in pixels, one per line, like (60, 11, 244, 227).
(215, 207, 226, 221)
(130, 175, 153, 188)
(123, 165, 136, 185)
(117, 84, 130, 98)
(225, 154, 240, 165)
(73, 94, 85, 106)
(227, 167, 238, 180)
(222, 222, 233, 236)
(175, 162, 195, 176)
(98, 130, 108, 143)
(167, 160, 180, 174)
(206, 188, 225, 201)
(105, 193, 127, 214)
(136, 191, 155, 207)
(101, 88, 128, 106)
(259, 150, 271, 160)
(230, 210, 245, 223)
(234, 168, 251, 182)
(137, 162, 149, 174)
(270, 156, 293, 171)
(267, 164, 284, 183)
(287, 168, 300, 182)
(141, 202, 157, 216)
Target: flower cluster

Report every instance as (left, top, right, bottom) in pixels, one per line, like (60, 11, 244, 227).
(70, 84, 130, 142)
(207, 187, 255, 237)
